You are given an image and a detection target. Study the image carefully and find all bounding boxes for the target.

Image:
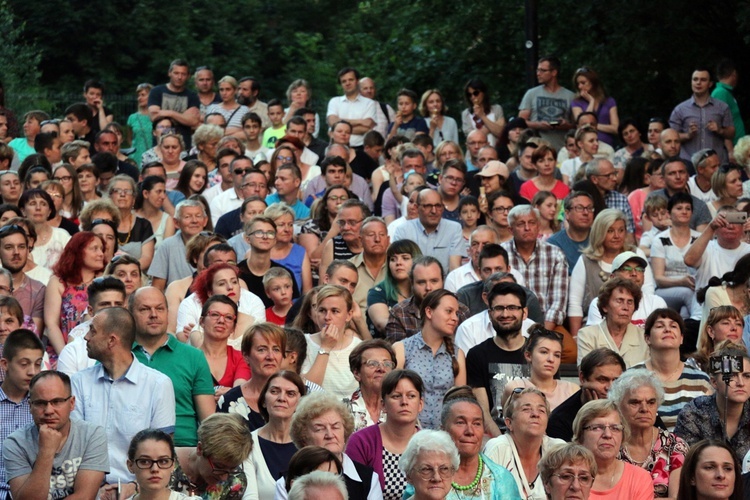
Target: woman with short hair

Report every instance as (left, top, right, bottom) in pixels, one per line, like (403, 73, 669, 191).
(398, 430, 459, 500)
(538, 443, 597, 500)
(205, 76, 250, 139)
(345, 339, 398, 431)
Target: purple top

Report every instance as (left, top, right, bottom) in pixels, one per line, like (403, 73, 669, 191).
(345, 424, 385, 489)
(571, 96, 617, 146)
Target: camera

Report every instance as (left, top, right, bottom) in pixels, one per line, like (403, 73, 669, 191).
(725, 212, 747, 224)
(709, 355, 743, 375)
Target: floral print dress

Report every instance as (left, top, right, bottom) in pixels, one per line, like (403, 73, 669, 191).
(618, 428, 688, 497)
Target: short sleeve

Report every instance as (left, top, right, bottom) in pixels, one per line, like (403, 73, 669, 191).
(80, 424, 111, 472)
(191, 349, 216, 396)
(367, 285, 388, 308)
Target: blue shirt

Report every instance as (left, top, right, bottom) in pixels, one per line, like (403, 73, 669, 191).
(547, 229, 589, 274)
(71, 355, 176, 483)
(402, 333, 455, 430)
(0, 388, 32, 499)
(391, 218, 463, 272)
(264, 193, 311, 220)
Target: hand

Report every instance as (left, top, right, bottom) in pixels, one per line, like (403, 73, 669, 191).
(538, 121, 552, 130)
(580, 90, 594, 103)
(430, 114, 443, 129)
(473, 104, 486, 118)
(688, 121, 699, 138)
(178, 323, 195, 343)
(319, 324, 340, 350)
(706, 120, 721, 135)
(95, 99, 104, 111)
(709, 212, 729, 231)
(99, 482, 137, 500)
(393, 112, 403, 127)
(38, 424, 64, 455)
(582, 386, 601, 402)
(682, 275, 695, 290)
(351, 301, 363, 322)
(478, 195, 488, 215)
(309, 257, 321, 270)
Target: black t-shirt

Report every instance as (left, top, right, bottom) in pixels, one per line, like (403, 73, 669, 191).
(466, 337, 528, 423)
(147, 84, 201, 149)
(89, 105, 115, 135)
(547, 389, 583, 442)
(350, 149, 378, 181)
(58, 217, 80, 236)
(237, 259, 300, 308)
(215, 208, 242, 239)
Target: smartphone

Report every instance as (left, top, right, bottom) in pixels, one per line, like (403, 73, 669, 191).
(726, 212, 748, 224)
(549, 120, 560, 127)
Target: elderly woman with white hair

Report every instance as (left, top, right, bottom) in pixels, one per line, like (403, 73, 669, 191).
(608, 369, 688, 498)
(572, 399, 653, 499)
(538, 443, 598, 500)
(483, 388, 565, 499)
(399, 430, 460, 500)
(287, 470, 349, 500)
(283, 79, 319, 137)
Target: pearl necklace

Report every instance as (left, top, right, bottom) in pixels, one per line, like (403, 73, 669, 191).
(452, 455, 483, 491)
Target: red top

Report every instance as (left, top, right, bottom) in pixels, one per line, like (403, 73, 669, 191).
(265, 307, 287, 326)
(216, 346, 252, 387)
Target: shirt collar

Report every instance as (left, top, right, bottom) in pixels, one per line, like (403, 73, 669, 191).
(96, 354, 142, 383)
(0, 386, 30, 404)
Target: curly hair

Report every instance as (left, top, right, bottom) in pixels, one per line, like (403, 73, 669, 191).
(290, 391, 354, 449)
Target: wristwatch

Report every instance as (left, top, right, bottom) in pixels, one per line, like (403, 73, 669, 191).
(318, 349, 330, 356)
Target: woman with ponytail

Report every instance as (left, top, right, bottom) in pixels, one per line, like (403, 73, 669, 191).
(393, 289, 466, 429)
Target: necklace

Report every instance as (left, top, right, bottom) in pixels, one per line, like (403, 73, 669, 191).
(452, 455, 483, 491)
(625, 427, 656, 466)
(118, 214, 133, 245)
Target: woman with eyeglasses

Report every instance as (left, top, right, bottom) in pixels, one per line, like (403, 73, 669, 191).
(393, 289, 466, 430)
(571, 67, 619, 147)
(299, 184, 354, 273)
(396, 430, 458, 500)
(265, 203, 312, 294)
(197, 295, 251, 401)
(538, 443, 597, 500)
(560, 126, 599, 186)
(367, 240, 422, 336)
(108, 174, 155, 271)
(126, 429, 191, 500)
(126, 83, 153, 167)
(708, 164, 745, 218)
(344, 340, 398, 431)
(484, 388, 565, 499)
(134, 175, 175, 248)
(172, 413, 253, 499)
(52, 164, 83, 221)
(608, 369, 688, 497)
(572, 399, 653, 499)
(502, 325, 579, 412)
(461, 78, 506, 146)
(244, 370, 307, 499)
(41, 180, 80, 236)
(675, 342, 750, 474)
(177, 263, 265, 348)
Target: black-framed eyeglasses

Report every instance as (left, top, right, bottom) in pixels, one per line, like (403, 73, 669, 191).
(207, 456, 243, 477)
(134, 458, 175, 469)
(30, 396, 72, 409)
(490, 304, 523, 313)
(551, 473, 595, 487)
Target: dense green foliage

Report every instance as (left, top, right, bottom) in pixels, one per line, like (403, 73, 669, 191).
(6, 0, 750, 134)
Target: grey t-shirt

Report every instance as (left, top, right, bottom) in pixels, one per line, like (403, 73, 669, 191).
(148, 231, 195, 285)
(519, 84, 575, 150)
(3, 420, 109, 499)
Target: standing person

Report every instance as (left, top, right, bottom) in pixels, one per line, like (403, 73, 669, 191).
(3, 371, 109, 500)
(148, 59, 201, 150)
(326, 67, 376, 148)
(205, 76, 250, 140)
(712, 60, 746, 155)
(670, 67, 734, 163)
(461, 78, 506, 146)
(0, 330, 44, 499)
(571, 67, 620, 146)
(127, 83, 154, 167)
(393, 289, 466, 429)
(420, 89, 459, 147)
(194, 66, 221, 116)
(130, 287, 215, 447)
(518, 56, 575, 151)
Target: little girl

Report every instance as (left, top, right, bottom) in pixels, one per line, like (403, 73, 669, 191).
(532, 191, 560, 241)
(458, 196, 480, 264)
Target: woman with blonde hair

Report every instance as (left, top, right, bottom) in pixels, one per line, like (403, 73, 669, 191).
(568, 208, 654, 337)
(283, 79, 319, 137)
(205, 76, 250, 139)
(538, 443, 597, 500)
(420, 89, 458, 147)
(693, 305, 745, 373)
(185, 124, 223, 183)
(159, 132, 186, 189)
(708, 164, 745, 217)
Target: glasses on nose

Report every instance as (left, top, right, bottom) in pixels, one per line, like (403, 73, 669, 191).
(363, 360, 396, 370)
(419, 203, 443, 211)
(414, 465, 455, 480)
(570, 205, 594, 213)
(30, 396, 72, 409)
(206, 456, 243, 477)
(491, 206, 512, 213)
(134, 458, 175, 469)
(111, 188, 134, 196)
(551, 473, 595, 487)
(241, 182, 267, 190)
(54, 175, 72, 182)
(336, 219, 363, 227)
(582, 424, 624, 434)
(442, 175, 464, 185)
(234, 168, 254, 176)
(249, 230, 276, 239)
(490, 305, 523, 313)
(595, 172, 618, 179)
(205, 311, 237, 323)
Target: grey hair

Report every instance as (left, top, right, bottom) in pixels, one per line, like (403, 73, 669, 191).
(360, 215, 387, 234)
(507, 205, 539, 226)
(400, 147, 425, 166)
(287, 470, 348, 500)
(469, 225, 499, 245)
(440, 397, 483, 429)
(175, 199, 206, 219)
(584, 158, 612, 178)
(398, 430, 459, 477)
(607, 368, 665, 407)
(482, 272, 515, 294)
(0, 268, 13, 290)
(107, 174, 137, 195)
(325, 143, 350, 157)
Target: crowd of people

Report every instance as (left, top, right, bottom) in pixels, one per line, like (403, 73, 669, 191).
(2, 55, 750, 500)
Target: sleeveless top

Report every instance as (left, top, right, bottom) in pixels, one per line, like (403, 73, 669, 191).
(118, 216, 155, 259)
(272, 244, 306, 294)
(49, 281, 89, 365)
(333, 235, 359, 261)
(154, 211, 170, 248)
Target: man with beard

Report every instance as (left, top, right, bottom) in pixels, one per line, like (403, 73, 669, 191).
(0, 225, 45, 334)
(466, 282, 530, 436)
(237, 77, 270, 130)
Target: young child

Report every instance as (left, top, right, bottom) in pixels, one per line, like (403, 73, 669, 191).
(386, 89, 429, 140)
(262, 99, 286, 149)
(639, 196, 671, 256)
(263, 267, 295, 325)
(242, 112, 268, 161)
(532, 190, 560, 241)
(458, 196, 481, 264)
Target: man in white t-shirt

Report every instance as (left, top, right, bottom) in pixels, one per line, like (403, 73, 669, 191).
(687, 148, 719, 203)
(326, 67, 376, 148)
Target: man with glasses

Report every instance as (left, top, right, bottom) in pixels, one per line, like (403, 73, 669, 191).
(3, 371, 109, 500)
(548, 191, 595, 272)
(150, 200, 209, 290)
(0, 330, 44, 499)
(391, 188, 463, 272)
(436, 160, 466, 222)
(0, 225, 45, 334)
(670, 67, 734, 163)
(687, 148, 720, 203)
(215, 170, 268, 239)
(70, 307, 175, 499)
(518, 56, 575, 151)
(237, 216, 299, 307)
(209, 155, 254, 226)
(647, 157, 711, 231)
(584, 158, 636, 234)
(319, 199, 369, 274)
(465, 282, 533, 436)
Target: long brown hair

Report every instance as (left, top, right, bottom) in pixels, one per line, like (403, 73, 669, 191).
(419, 289, 459, 377)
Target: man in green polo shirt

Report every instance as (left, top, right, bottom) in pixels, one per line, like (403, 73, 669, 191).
(712, 60, 746, 155)
(129, 287, 215, 446)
